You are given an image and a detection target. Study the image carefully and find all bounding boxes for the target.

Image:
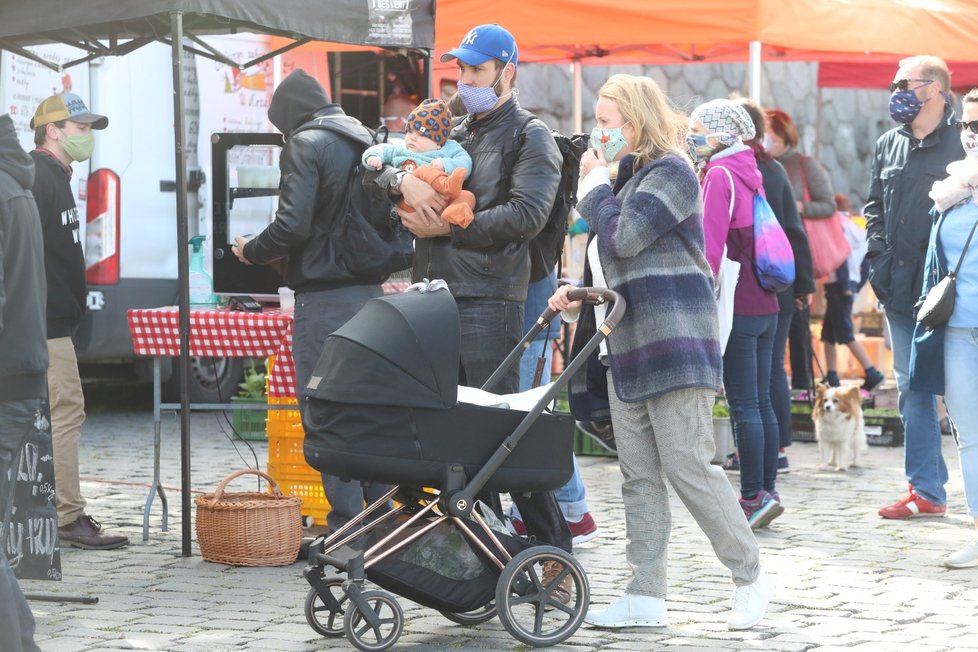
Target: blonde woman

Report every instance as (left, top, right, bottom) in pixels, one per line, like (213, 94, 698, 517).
(553, 74, 769, 631)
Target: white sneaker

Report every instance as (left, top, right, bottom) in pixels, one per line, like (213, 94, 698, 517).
(945, 538, 978, 569)
(584, 593, 667, 628)
(727, 572, 770, 630)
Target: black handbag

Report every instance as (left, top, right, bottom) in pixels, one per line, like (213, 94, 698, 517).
(917, 213, 978, 330)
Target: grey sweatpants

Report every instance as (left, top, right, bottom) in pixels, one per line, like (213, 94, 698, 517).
(606, 379, 761, 598)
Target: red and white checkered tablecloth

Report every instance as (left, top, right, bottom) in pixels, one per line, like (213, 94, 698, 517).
(127, 307, 298, 397)
(127, 283, 410, 399)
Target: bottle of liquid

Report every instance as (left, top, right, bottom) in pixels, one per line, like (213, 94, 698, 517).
(188, 235, 217, 307)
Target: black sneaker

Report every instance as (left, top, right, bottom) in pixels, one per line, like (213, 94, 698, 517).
(722, 452, 740, 472)
(576, 420, 616, 453)
(862, 368, 885, 392)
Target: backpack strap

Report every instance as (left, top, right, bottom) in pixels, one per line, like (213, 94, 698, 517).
(292, 114, 385, 151)
(500, 115, 539, 196)
(710, 165, 736, 220)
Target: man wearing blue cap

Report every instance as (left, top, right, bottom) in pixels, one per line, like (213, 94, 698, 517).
(30, 93, 129, 551)
(376, 22, 574, 597)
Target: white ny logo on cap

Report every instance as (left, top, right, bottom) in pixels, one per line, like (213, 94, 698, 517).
(463, 29, 478, 45)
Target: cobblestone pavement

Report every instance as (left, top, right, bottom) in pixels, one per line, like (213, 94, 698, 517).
(17, 386, 978, 651)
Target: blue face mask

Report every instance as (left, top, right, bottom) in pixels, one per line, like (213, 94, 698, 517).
(457, 51, 515, 115)
(589, 125, 629, 161)
(888, 89, 924, 124)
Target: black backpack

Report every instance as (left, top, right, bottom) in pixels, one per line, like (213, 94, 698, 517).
(293, 115, 413, 280)
(501, 117, 589, 282)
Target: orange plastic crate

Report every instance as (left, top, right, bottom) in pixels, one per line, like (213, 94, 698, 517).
(265, 395, 328, 524)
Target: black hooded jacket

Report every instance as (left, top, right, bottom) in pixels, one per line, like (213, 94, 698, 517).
(243, 69, 383, 292)
(0, 114, 49, 401)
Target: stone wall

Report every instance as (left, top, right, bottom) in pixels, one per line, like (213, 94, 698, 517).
(515, 60, 893, 209)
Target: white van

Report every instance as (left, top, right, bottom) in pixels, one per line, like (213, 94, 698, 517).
(3, 39, 428, 401)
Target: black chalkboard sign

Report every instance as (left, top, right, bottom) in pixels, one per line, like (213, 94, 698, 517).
(2, 401, 61, 581)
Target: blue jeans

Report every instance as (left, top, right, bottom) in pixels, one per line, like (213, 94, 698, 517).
(292, 285, 392, 534)
(457, 298, 524, 394)
(519, 273, 588, 517)
(887, 311, 947, 505)
(770, 310, 794, 450)
(724, 314, 779, 499)
(944, 327, 978, 515)
(459, 293, 572, 552)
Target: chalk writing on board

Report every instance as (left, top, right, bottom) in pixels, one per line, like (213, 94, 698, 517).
(2, 401, 61, 581)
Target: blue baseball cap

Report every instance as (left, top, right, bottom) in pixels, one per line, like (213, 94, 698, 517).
(440, 24, 518, 67)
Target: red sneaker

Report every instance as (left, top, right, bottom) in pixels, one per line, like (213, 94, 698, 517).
(878, 490, 946, 519)
(567, 512, 600, 545)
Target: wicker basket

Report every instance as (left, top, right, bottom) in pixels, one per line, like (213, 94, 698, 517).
(195, 469, 302, 566)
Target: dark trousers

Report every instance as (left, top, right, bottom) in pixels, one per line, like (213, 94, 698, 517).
(456, 298, 572, 553)
(788, 307, 812, 390)
(0, 399, 42, 652)
(724, 314, 780, 500)
(770, 311, 794, 450)
(292, 285, 392, 534)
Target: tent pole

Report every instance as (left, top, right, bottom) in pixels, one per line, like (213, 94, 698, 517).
(572, 61, 582, 133)
(749, 41, 762, 101)
(170, 10, 193, 557)
(815, 84, 823, 160)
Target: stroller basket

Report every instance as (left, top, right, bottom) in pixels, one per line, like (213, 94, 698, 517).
(364, 518, 532, 613)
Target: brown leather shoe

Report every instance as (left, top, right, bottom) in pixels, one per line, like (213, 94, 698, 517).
(59, 514, 129, 550)
(541, 560, 573, 605)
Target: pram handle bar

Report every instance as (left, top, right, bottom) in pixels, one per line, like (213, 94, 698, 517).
(480, 287, 624, 394)
(449, 287, 625, 519)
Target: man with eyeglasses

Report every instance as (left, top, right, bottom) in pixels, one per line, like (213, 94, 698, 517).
(865, 55, 963, 520)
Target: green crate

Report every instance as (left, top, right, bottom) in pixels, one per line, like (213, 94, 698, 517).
(230, 397, 267, 441)
(573, 424, 617, 457)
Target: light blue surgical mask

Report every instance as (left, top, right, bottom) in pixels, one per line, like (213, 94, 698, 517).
(456, 51, 516, 115)
(589, 125, 629, 161)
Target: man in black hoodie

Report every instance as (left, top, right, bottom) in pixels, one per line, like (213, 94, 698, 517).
(231, 70, 392, 534)
(30, 94, 128, 550)
(0, 113, 46, 652)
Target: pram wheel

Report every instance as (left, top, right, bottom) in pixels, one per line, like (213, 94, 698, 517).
(495, 546, 589, 647)
(343, 589, 404, 652)
(304, 580, 348, 638)
(439, 601, 496, 625)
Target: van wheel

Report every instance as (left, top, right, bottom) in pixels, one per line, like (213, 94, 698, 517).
(162, 356, 244, 403)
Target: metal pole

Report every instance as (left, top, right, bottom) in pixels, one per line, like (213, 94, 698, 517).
(572, 61, 582, 133)
(748, 41, 762, 102)
(170, 10, 193, 557)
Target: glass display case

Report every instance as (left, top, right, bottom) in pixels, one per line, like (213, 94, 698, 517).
(211, 132, 285, 298)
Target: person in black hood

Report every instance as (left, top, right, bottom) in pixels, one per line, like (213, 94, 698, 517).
(232, 69, 393, 534)
(0, 112, 45, 652)
(30, 93, 129, 551)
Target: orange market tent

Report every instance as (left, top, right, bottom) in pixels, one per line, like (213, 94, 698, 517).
(433, 0, 978, 66)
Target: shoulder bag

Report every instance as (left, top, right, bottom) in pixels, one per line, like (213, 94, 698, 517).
(917, 213, 978, 330)
(798, 156, 850, 278)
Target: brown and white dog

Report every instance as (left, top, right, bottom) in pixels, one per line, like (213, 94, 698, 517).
(813, 384, 867, 471)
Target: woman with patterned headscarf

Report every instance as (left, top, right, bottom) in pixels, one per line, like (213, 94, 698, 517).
(688, 99, 784, 530)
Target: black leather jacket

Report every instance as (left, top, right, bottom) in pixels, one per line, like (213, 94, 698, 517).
(409, 99, 561, 301)
(244, 71, 385, 292)
(864, 106, 963, 314)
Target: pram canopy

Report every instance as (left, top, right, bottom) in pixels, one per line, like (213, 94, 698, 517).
(302, 285, 575, 492)
(304, 286, 459, 409)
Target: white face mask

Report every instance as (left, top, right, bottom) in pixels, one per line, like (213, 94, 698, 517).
(762, 134, 774, 151)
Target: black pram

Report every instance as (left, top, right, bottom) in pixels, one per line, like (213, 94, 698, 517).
(300, 282, 624, 650)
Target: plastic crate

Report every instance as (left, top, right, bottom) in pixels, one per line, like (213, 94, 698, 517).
(792, 408, 903, 447)
(268, 464, 330, 526)
(230, 397, 267, 440)
(573, 424, 617, 457)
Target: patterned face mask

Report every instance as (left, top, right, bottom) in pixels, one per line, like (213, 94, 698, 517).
(686, 132, 730, 162)
(589, 125, 629, 161)
(961, 128, 978, 159)
(889, 89, 924, 125)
